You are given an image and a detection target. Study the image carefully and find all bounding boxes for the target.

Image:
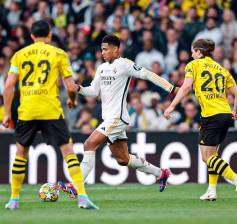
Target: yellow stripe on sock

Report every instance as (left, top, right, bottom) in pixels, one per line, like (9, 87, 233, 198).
(66, 154, 79, 163)
(213, 158, 222, 171)
(217, 161, 227, 174)
(209, 156, 219, 168)
(12, 167, 26, 172)
(15, 156, 27, 162)
(14, 160, 27, 166)
(68, 161, 80, 168)
(207, 155, 215, 167)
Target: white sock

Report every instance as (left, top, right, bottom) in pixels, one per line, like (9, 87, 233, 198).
(80, 151, 95, 180)
(128, 154, 162, 177)
(208, 186, 216, 192)
(233, 175, 237, 184)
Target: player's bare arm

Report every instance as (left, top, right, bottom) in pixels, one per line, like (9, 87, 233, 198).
(3, 74, 18, 128)
(227, 85, 237, 119)
(164, 77, 193, 119)
(64, 76, 78, 108)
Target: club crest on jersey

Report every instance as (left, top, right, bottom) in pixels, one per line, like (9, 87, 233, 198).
(133, 63, 142, 71)
(185, 68, 192, 73)
(100, 127, 106, 131)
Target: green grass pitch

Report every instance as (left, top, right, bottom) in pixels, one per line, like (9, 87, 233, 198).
(0, 183, 237, 224)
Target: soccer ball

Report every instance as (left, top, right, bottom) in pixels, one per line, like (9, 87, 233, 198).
(38, 183, 60, 202)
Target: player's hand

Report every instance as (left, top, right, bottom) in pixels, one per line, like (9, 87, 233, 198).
(164, 105, 175, 120)
(232, 111, 237, 120)
(67, 98, 78, 109)
(2, 115, 11, 128)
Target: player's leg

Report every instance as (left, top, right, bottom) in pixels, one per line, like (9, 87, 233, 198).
(60, 143, 98, 209)
(207, 166, 219, 192)
(80, 130, 107, 180)
(41, 119, 99, 209)
(205, 150, 237, 185)
(5, 143, 29, 210)
(58, 130, 106, 200)
(5, 120, 37, 210)
(199, 145, 218, 201)
(207, 145, 220, 191)
(205, 118, 237, 185)
(109, 140, 170, 192)
(60, 143, 86, 196)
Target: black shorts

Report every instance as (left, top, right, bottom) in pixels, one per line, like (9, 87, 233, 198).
(15, 119, 71, 147)
(199, 113, 232, 146)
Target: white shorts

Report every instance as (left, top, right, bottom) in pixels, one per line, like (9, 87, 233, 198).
(96, 118, 128, 144)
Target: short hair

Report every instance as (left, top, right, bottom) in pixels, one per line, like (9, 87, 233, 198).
(31, 20, 50, 38)
(0, 53, 6, 59)
(102, 34, 120, 48)
(192, 39, 215, 57)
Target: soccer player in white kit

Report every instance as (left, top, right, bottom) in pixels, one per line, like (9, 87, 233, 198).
(62, 35, 178, 195)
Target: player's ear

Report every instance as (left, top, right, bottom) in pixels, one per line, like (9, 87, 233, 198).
(31, 34, 36, 41)
(113, 46, 119, 53)
(47, 32, 52, 42)
(197, 49, 203, 57)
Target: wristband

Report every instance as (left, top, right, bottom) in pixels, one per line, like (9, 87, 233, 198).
(77, 85, 81, 92)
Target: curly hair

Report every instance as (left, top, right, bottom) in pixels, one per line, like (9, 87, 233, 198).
(192, 39, 215, 57)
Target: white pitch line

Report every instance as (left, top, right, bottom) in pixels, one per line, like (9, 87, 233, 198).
(0, 185, 147, 192)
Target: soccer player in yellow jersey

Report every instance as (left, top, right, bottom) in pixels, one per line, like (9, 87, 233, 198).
(3, 20, 98, 209)
(164, 39, 237, 201)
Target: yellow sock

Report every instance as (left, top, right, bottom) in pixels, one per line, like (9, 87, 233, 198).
(65, 154, 86, 196)
(208, 167, 218, 188)
(222, 166, 237, 181)
(207, 155, 237, 182)
(11, 156, 27, 199)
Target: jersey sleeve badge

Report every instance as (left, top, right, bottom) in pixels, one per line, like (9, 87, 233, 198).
(133, 63, 142, 71)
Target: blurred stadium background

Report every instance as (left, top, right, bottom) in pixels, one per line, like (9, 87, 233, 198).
(1, 0, 237, 189)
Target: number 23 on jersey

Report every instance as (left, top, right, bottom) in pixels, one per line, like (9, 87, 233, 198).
(21, 60, 51, 86)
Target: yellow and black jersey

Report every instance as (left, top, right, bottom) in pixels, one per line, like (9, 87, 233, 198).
(185, 56, 236, 117)
(8, 41, 73, 120)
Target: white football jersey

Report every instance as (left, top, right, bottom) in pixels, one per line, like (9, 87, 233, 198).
(79, 57, 173, 124)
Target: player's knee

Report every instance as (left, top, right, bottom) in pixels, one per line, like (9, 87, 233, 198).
(16, 143, 29, 158)
(202, 156, 207, 163)
(84, 139, 96, 151)
(116, 157, 129, 166)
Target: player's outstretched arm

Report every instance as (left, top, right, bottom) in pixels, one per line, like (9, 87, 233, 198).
(142, 68, 177, 93)
(3, 74, 18, 127)
(126, 60, 177, 94)
(77, 69, 101, 97)
(164, 77, 193, 119)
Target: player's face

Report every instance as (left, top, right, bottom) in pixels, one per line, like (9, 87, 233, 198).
(101, 43, 119, 62)
(191, 47, 202, 60)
